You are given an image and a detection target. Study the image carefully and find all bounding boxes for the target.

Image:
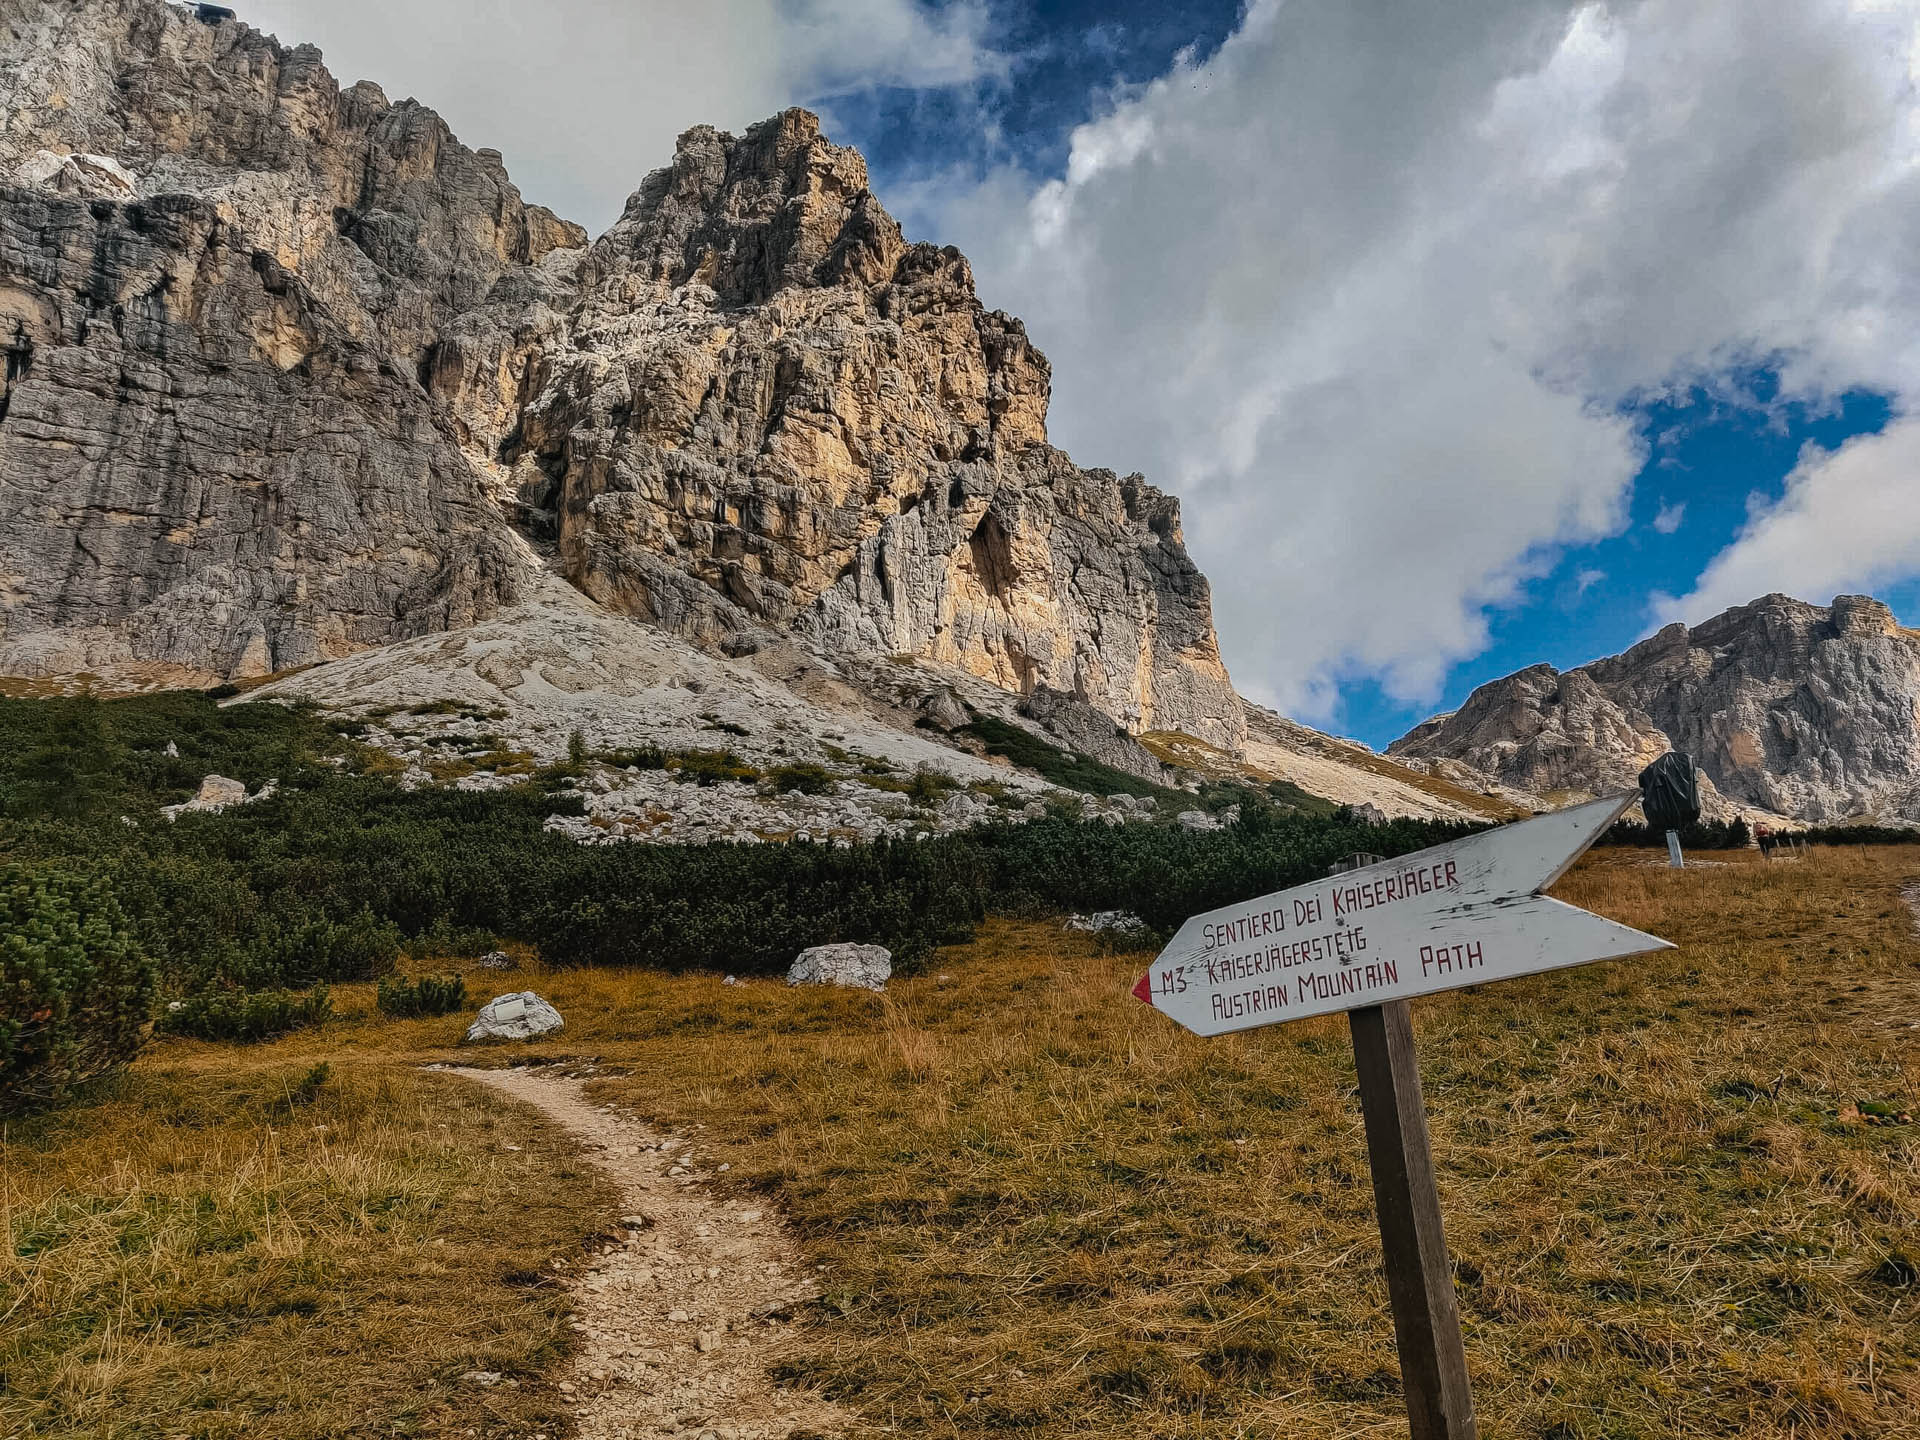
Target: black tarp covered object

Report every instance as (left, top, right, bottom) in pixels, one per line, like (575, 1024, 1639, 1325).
(1638, 751, 1701, 832)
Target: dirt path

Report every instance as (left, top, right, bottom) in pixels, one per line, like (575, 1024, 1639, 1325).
(444, 1066, 851, 1440)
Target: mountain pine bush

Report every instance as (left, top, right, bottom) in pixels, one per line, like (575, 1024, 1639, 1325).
(376, 973, 468, 1018)
(158, 985, 333, 1043)
(0, 862, 155, 1114)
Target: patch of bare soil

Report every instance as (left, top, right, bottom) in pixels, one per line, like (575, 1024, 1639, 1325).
(445, 1066, 850, 1440)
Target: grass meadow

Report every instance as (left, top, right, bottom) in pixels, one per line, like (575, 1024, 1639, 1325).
(6, 845, 1920, 1438)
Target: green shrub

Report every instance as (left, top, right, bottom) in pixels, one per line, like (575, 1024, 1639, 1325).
(159, 986, 332, 1043)
(605, 745, 668, 770)
(0, 691, 1483, 1000)
(671, 750, 760, 787)
(0, 863, 155, 1114)
(906, 770, 957, 806)
(768, 763, 835, 795)
(958, 712, 1169, 800)
(1599, 817, 1751, 849)
(376, 973, 468, 1018)
(257, 908, 403, 986)
(1801, 824, 1920, 845)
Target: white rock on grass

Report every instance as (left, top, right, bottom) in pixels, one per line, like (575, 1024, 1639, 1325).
(1066, 911, 1146, 935)
(465, 992, 564, 1042)
(786, 943, 891, 992)
(475, 951, 514, 970)
(163, 774, 276, 820)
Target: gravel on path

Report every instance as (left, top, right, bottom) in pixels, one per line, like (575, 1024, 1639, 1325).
(444, 1065, 851, 1440)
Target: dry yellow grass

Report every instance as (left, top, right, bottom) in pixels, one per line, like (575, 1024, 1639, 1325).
(8, 845, 1920, 1438)
(410, 847, 1920, 1437)
(0, 1051, 613, 1440)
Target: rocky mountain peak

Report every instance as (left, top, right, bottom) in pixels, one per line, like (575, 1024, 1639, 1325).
(1393, 592, 1920, 823)
(0, 1, 1243, 751)
(593, 109, 911, 308)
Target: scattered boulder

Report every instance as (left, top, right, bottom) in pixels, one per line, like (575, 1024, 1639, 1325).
(786, 943, 891, 992)
(163, 740, 180, 758)
(1066, 911, 1146, 935)
(162, 774, 277, 820)
(1351, 801, 1390, 825)
(1178, 810, 1222, 832)
(939, 791, 988, 823)
(464, 991, 564, 1042)
(475, 951, 514, 970)
(920, 688, 970, 731)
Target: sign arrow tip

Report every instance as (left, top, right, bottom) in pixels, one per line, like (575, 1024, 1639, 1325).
(1130, 971, 1153, 1006)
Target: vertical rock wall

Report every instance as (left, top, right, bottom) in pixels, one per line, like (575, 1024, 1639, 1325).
(0, 3, 1245, 753)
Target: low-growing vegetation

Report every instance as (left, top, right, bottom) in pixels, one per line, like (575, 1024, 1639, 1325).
(0, 692, 1473, 1009)
(1804, 822, 1920, 845)
(0, 862, 153, 1115)
(766, 761, 836, 795)
(957, 711, 1174, 800)
(1601, 815, 1753, 849)
(158, 984, 333, 1043)
(6, 681, 1920, 1436)
(375, 972, 468, 1018)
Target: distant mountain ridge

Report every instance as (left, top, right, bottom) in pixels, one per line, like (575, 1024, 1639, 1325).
(1390, 593, 1920, 824)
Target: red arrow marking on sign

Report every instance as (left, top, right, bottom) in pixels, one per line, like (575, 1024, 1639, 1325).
(1130, 971, 1153, 1006)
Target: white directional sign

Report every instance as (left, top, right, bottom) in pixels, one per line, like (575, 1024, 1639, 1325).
(1132, 793, 1672, 1036)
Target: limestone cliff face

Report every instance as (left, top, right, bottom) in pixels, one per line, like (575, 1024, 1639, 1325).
(1390, 594, 1920, 823)
(0, 0, 581, 680)
(0, 1, 1243, 750)
(488, 112, 1243, 747)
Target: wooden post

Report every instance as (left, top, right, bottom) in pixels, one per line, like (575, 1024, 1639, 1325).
(1665, 830, 1684, 869)
(1348, 1000, 1479, 1440)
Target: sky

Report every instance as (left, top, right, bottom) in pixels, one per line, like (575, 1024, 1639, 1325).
(243, 0, 1920, 749)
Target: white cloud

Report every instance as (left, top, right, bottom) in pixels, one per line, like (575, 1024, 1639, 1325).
(781, 0, 1003, 94)
(1652, 500, 1686, 534)
(922, 0, 1920, 714)
(238, 0, 1001, 231)
(1575, 568, 1607, 595)
(1656, 421, 1920, 619)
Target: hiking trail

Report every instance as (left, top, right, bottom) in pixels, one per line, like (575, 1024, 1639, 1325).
(444, 1066, 851, 1440)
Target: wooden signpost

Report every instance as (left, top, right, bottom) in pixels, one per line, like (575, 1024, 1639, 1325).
(1131, 793, 1672, 1439)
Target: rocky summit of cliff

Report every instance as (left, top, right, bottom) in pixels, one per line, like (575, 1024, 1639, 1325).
(1391, 593, 1920, 825)
(0, 0, 1243, 754)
